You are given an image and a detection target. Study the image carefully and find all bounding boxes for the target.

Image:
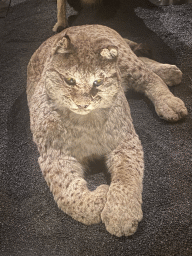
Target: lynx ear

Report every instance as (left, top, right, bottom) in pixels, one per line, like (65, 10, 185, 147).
(100, 46, 118, 60)
(53, 35, 72, 54)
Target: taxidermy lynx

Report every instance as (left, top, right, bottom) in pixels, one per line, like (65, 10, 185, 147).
(27, 25, 187, 237)
(53, 0, 101, 32)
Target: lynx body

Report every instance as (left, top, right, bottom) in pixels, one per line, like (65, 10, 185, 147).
(27, 25, 187, 237)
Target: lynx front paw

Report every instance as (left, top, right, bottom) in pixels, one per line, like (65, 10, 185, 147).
(58, 184, 109, 225)
(155, 95, 188, 122)
(101, 186, 143, 237)
(80, 184, 109, 225)
(52, 21, 68, 33)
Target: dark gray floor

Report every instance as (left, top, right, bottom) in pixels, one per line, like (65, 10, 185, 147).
(1, 0, 192, 255)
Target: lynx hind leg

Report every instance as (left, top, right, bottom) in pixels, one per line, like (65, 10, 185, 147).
(137, 69, 187, 121)
(139, 57, 183, 87)
(122, 39, 187, 121)
(155, 94, 187, 122)
(39, 154, 109, 225)
(124, 38, 182, 86)
(123, 56, 187, 121)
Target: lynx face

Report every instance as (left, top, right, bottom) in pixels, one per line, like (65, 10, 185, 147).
(45, 33, 121, 115)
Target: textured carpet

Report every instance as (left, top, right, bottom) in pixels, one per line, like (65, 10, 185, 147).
(1, 0, 191, 255)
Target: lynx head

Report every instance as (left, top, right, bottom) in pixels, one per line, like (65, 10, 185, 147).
(45, 31, 121, 115)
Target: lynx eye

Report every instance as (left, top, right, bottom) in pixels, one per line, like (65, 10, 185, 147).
(64, 77, 76, 85)
(93, 79, 103, 87)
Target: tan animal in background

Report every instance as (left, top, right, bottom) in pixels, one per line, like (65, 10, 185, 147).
(53, 0, 101, 32)
(27, 25, 187, 237)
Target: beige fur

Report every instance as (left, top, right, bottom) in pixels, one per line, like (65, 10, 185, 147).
(27, 25, 187, 237)
(53, 0, 101, 32)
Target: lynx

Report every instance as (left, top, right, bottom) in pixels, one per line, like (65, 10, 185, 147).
(27, 25, 187, 237)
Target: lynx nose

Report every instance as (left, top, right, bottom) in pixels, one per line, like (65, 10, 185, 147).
(74, 93, 91, 109)
(77, 104, 89, 109)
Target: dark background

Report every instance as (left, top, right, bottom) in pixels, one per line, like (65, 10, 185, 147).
(0, 0, 191, 255)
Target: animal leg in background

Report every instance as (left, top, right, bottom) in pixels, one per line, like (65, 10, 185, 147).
(53, 0, 101, 32)
(53, 0, 67, 32)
